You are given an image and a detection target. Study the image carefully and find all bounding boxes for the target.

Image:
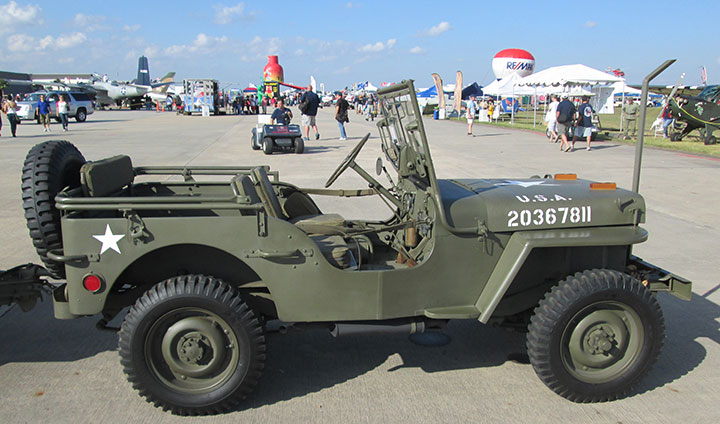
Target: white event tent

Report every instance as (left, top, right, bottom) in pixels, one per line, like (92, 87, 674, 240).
(518, 64, 623, 117)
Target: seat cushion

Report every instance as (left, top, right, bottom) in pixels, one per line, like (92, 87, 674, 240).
(231, 174, 261, 204)
(310, 235, 353, 268)
(80, 155, 134, 197)
(290, 213, 346, 235)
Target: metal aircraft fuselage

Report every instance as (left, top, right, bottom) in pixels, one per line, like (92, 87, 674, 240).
(92, 81, 151, 105)
(668, 84, 720, 143)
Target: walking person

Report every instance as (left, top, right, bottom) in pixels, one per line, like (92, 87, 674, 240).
(37, 94, 52, 132)
(556, 94, 576, 152)
(299, 85, 320, 141)
(465, 95, 477, 135)
(3, 94, 19, 137)
(571, 96, 595, 151)
(623, 98, 639, 140)
(56, 94, 70, 131)
(661, 105, 673, 138)
(335, 93, 349, 140)
(545, 95, 560, 142)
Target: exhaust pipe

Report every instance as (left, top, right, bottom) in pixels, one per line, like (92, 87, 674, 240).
(331, 318, 445, 337)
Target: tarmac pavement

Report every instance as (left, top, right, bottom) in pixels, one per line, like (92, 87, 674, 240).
(0, 107, 718, 423)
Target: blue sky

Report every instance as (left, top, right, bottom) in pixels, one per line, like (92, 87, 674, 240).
(1, 0, 717, 90)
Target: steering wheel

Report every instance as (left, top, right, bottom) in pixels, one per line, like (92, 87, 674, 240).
(325, 132, 371, 188)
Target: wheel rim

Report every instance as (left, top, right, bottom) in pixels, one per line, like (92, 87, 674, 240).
(145, 307, 241, 394)
(561, 301, 644, 384)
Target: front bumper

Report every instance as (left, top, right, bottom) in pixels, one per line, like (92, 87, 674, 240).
(628, 255, 692, 300)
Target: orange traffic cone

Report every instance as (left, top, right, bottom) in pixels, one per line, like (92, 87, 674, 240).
(156, 103, 159, 112)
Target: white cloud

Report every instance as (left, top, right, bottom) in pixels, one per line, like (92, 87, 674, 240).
(427, 21, 451, 36)
(6, 32, 86, 52)
(123, 24, 141, 32)
(346, 2, 361, 7)
(334, 66, 350, 75)
(0, 1, 41, 26)
(717, 57, 720, 65)
(294, 48, 304, 56)
(359, 38, 396, 52)
(73, 13, 107, 31)
(584, 20, 597, 28)
(56, 32, 87, 48)
(409, 46, 425, 54)
(162, 33, 228, 57)
(214, 2, 254, 24)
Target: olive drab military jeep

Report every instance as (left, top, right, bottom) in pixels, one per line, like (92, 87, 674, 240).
(5, 80, 691, 415)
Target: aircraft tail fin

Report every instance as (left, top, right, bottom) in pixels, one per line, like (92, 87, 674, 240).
(136, 56, 150, 86)
(151, 72, 175, 93)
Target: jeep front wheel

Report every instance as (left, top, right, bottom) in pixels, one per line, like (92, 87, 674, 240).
(118, 275, 266, 415)
(527, 269, 664, 402)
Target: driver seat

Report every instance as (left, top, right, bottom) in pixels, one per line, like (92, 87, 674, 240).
(250, 167, 346, 234)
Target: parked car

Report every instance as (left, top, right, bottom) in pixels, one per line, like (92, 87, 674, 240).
(16, 91, 94, 123)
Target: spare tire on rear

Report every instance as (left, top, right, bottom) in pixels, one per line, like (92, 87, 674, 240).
(22, 140, 86, 278)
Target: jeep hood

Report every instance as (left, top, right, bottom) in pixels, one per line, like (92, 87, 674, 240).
(437, 178, 645, 232)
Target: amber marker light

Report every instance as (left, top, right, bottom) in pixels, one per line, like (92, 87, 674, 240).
(82, 274, 103, 293)
(590, 182, 617, 190)
(554, 174, 577, 180)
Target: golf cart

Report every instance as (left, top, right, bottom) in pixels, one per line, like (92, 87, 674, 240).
(251, 115, 304, 154)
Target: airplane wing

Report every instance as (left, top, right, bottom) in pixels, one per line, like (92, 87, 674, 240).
(92, 86, 114, 106)
(629, 84, 705, 97)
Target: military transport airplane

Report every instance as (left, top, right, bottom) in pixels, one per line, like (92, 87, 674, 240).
(91, 56, 174, 108)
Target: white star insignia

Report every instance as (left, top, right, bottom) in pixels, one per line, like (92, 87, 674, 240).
(93, 224, 125, 254)
(496, 180, 557, 188)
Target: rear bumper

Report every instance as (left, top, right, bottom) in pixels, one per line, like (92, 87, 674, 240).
(628, 255, 692, 300)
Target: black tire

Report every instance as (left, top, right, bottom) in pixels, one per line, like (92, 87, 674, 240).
(75, 108, 87, 122)
(118, 275, 266, 415)
(262, 137, 273, 155)
(704, 135, 716, 146)
(670, 132, 682, 142)
(527, 269, 664, 403)
(251, 134, 260, 150)
(294, 137, 304, 154)
(21, 140, 86, 278)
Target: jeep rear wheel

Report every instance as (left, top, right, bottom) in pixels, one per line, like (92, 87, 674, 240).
(21, 140, 86, 278)
(527, 269, 664, 402)
(118, 275, 266, 415)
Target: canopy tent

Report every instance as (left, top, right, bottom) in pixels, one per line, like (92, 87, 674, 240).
(365, 83, 378, 92)
(243, 86, 258, 93)
(461, 82, 483, 99)
(482, 72, 536, 96)
(416, 86, 438, 98)
(518, 64, 623, 87)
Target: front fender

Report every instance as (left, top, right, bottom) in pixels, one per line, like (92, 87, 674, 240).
(474, 226, 647, 323)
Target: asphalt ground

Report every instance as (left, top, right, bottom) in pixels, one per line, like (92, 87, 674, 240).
(0, 107, 718, 423)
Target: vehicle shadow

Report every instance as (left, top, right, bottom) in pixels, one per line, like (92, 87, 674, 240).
(242, 320, 525, 411)
(635, 287, 720, 395)
(0, 300, 117, 366)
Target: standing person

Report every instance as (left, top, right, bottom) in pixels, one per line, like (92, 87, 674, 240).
(261, 96, 268, 114)
(37, 94, 52, 132)
(56, 94, 70, 131)
(571, 96, 595, 151)
(270, 98, 293, 125)
(335, 93, 349, 140)
(623, 98, 639, 140)
(661, 105, 673, 138)
(0, 94, 4, 136)
(545, 95, 560, 142)
(299, 85, 320, 141)
(556, 94, 576, 152)
(465, 95, 477, 135)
